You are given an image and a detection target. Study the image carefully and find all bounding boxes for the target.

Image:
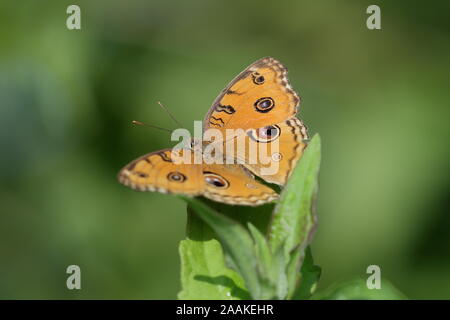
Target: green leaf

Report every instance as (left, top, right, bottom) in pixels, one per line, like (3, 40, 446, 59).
(178, 134, 322, 300)
(270, 243, 288, 299)
(178, 211, 249, 299)
(312, 278, 407, 300)
(269, 134, 321, 258)
(268, 134, 322, 297)
(247, 222, 272, 280)
(292, 246, 321, 299)
(285, 247, 302, 299)
(181, 197, 277, 299)
(248, 222, 287, 300)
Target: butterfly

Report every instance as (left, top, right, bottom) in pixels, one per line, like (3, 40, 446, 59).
(118, 57, 308, 206)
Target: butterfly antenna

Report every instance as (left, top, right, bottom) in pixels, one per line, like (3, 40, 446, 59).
(132, 120, 173, 133)
(157, 101, 184, 128)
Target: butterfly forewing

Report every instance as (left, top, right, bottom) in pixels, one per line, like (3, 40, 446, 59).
(203, 57, 300, 131)
(118, 149, 204, 195)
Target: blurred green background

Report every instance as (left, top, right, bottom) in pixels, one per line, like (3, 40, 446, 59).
(0, 0, 449, 299)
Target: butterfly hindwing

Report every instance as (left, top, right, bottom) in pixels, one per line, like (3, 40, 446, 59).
(236, 117, 308, 186)
(202, 164, 278, 205)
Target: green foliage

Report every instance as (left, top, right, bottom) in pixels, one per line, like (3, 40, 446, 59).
(293, 247, 321, 299)
(178, 134, 407, 299)
(268, 135, 321, 260)
(178, 212, 248, 300)
(180, 197, 268, 298)
(179, 134, 325, 299)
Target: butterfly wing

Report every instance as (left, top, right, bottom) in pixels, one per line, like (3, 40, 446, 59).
(118, 149, 277, 206)
(202, 164, 278, 206)
(118, 148, 204, 195)
(203, 57, 300, 131)
(235, 117, 308, 185)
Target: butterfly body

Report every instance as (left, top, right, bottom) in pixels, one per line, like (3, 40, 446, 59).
(118, 57, 308, 206)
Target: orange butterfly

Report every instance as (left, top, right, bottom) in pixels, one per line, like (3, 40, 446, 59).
(118, 57, 308, 206)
